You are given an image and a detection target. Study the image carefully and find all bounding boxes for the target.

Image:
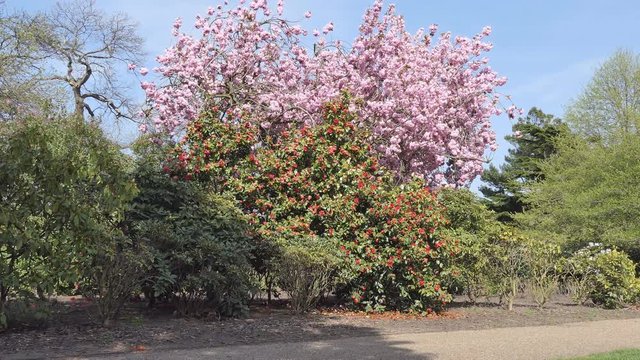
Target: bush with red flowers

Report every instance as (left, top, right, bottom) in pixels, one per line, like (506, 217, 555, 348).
(173, 95, 456, 312)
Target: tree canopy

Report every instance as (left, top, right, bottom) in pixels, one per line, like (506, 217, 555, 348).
(480, 108, 569, 222)
(565, 49, 640, 144)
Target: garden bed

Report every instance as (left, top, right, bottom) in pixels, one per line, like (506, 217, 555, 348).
(2, 295, 639, 359)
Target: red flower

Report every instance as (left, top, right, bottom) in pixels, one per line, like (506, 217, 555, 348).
(386, 257, 395, 268)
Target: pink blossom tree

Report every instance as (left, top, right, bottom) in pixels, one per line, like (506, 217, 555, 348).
(141, 0, 516, 186)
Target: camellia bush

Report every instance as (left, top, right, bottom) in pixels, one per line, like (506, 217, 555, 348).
(142, 0, 516, 186)
(172, 96, 455, 312)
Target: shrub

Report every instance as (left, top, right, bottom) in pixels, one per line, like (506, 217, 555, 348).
(344, 181, 454, 313)
(277, 239, 338, 313)
(565, 243, 640, 308)
(80, 244, 150, 327)
(526, 240, 561, 307)
(128, 140, 255, 318)
(175, 96, 456, 313)
(489, 229, 530, 310)
(3, 298, 57, 329)
(0, 117, 136, 330)
(438, 188, 501, 303)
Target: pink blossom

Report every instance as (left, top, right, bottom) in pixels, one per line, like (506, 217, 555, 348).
(127, 63, 136, 71)
(304, 11, 312, 19)
(172, 18, 182, 36)
(276, 0, 284, 15)
(139, 67, 149, 76)
(428, 24, 438, 36)
(143, 0, 514, 187)
(322, 22, 334, 34)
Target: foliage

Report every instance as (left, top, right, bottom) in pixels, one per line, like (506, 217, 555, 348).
(480, 107, 569, 222)
(0, 11, 65, 121)
(175, 96, 454, 312)
(0, 116, 136, 330)
(79, 243, 150, 327)
(526, 240, 561, 307)
(518, 135, 640, 262)
(128, 140, 255, 318)
(143, 0, 514, 185)
(438, 188, 500, 303)
(565, 49, 640, 144)
(565, 244, 639, 309)
(277, 240, 337, 313)
(3, 298, 57, 329)
(489, 229, 530, 310)
(345, 181, 453, 313)
(566, 349, 640, 360)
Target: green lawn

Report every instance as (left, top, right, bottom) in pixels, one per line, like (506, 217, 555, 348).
(564, 349, 640, 360)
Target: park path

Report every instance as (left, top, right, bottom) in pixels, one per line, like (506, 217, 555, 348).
(88, 318, 640, 360)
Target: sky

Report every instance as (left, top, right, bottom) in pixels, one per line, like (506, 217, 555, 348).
(6, 0, 640, 190)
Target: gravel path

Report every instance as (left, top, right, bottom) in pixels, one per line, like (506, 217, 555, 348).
(58, 318, 640, 360)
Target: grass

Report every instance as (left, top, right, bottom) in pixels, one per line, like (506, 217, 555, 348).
(564, 349, 640, 360)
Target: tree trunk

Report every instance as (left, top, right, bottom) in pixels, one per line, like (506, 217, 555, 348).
(508, 280, 516, 311)
(266, 275, 273, 307)
(0, 284, 8, 330)
(73, 87, 85, 122)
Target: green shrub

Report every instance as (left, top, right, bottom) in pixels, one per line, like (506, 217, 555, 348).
(565, 243, 639, 308)
(128, 140, 255, 318)
(438, 188, 501, 303)
(489, 229, 530, 310)
(0, 117, 136, 330)
(277, 239, 337, 313)
(4, 298, 57, 329)
(526, 240, 561, 307)
(80, 244, 150, 327)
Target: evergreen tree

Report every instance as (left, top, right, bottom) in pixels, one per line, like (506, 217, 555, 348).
(480, 108, 570, 222)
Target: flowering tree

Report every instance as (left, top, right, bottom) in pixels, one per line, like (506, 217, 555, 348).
(143, 0, 514, 186)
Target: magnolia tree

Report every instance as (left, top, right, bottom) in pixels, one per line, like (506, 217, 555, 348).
(141, 0, 516, 186)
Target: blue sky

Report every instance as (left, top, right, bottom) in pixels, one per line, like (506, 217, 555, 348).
(6, 0, 640, 188)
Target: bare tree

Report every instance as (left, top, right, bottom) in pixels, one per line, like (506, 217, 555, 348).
(27, 0, 145, 123)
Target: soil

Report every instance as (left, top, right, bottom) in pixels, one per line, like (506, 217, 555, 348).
(2, 294, 640, 359)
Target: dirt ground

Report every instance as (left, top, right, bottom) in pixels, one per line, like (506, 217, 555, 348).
(2, 294, 639, 359)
